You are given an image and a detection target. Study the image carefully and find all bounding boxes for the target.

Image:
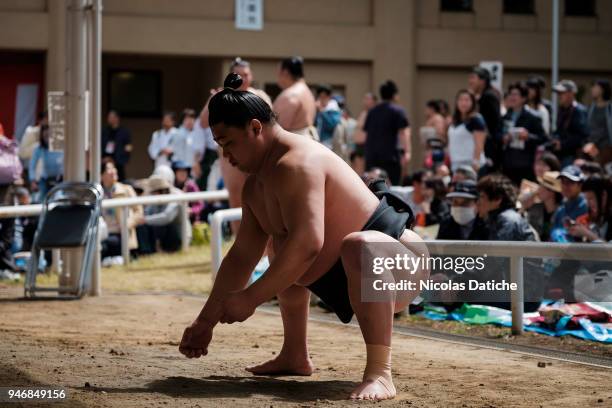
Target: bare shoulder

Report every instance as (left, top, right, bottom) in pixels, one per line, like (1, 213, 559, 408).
(272, 150, 324, 188)
(241, 174, 260, 204)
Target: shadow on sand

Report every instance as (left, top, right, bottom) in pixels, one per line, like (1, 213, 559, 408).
(87, 375, 358, 402)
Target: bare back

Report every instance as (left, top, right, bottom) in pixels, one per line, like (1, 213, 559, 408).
(273, 81, 317, 132)
(243, 131, 380, 285)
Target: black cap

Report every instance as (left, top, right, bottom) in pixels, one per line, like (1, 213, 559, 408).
(447, 180, 478, 200)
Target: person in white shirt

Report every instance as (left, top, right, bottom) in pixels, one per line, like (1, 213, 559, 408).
(170, 109, 204, 169)
(148, 112, 179, 168)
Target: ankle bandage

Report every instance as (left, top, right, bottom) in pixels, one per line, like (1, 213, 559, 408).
(363, 344, 394, 392)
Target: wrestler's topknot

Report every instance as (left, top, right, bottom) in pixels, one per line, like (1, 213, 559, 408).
(209, 73, 275, 128)
(224, 72, 243, 90)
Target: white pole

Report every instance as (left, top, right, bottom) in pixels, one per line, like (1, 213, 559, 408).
(551, 0, 560, 133)
(88, 0, 102, 295)
(180, 202, 190, 252)
(65, 0, 88, 290)
(210, 208, 243, 280)
(120, 206, 130, 265)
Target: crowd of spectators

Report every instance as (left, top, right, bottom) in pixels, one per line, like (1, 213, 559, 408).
(0, 59, 609, 297)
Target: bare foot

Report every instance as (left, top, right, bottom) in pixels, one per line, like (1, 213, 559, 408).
(246, 351, 314, 376)
(349, 376, 396, 401)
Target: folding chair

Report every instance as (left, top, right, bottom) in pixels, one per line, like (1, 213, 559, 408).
(24, 182, 103, 299)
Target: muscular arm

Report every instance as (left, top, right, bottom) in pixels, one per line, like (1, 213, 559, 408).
(243, 161, 325, 306)
(196, 182, 269, 325)
(274, 94, 301, 130)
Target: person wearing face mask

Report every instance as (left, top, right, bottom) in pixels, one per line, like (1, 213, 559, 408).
(437, 180, 485, 240)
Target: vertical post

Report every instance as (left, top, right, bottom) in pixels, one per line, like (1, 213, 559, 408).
(510, 256, 524, 335)
(180, 202, 190, 252)
(120, 206, 130, 265)
(551, 0, 560, 133)
(210, 208, 242, 281)
(87, 0, 102, 295)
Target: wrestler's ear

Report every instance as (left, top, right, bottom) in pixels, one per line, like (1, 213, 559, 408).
(250, 119, 263, 136)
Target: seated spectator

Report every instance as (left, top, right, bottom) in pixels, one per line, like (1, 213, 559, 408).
(533, 151, 561, 180)
(501, 82, 547, 185)
(524, 171, 563, 241)
(447, 90, 486, 173)
(100, 161, 143, 264)
(136, 176, 184, 253)
(11, 187, 38, 253)
(437, 180, 486, 240)
(569, 175, 611, 243)
(422, 177, 449, 226)
(550, 165, 589, 241)
(477, 174, 536, 241)
(29, 122, 63, 202)
(172, 161, 203, 223)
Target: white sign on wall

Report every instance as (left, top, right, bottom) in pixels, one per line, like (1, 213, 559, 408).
(235, 0, 263, 31)
(480, 61, 503, 92)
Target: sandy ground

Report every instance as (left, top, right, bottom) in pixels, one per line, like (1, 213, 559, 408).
(0, 289, 611, 408)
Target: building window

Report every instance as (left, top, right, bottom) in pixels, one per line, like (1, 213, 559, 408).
(440, 0, 473, 13)
(565, 0, 596, 17)
(108, 69, 162, 118)
(503, 0, 535, 15)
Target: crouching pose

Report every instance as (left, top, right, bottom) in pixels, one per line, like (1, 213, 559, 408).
(179, 73, 429, 401)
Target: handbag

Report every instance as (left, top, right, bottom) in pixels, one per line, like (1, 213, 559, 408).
(0, 136, 23, 184)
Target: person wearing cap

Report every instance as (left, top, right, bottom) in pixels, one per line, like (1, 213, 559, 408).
(172, 160, 203, 224)
(550, 165, 588, 233)
(524, 171, 563, 242)
(468, 66, 502, 171)
(551, 80, 589, 166)
(437, 180, 485, 240)
(501, 81, 547, 185)
(451, 164, 477, 184)
(136, 175, 184, 253)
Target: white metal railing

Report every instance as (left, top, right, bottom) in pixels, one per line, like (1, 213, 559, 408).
(208, 209, 612, 335)
(0, 189, 229, 264)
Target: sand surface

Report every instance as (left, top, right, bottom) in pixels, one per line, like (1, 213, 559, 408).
(1, 290, 610, 407)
